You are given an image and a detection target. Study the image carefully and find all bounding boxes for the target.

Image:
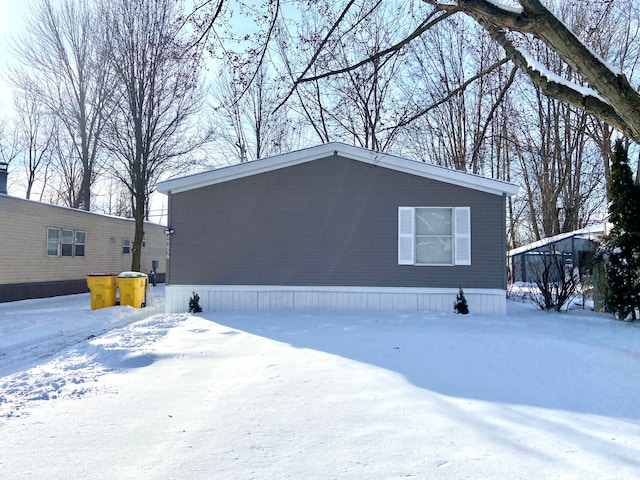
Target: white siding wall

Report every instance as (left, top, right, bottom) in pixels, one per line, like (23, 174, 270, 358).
(166, 285, 507, 315)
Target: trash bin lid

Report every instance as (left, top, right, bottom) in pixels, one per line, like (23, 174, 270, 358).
(87, 272, 117, 276)
(117, 271, 148, 278)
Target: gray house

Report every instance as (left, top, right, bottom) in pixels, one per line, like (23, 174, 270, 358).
(157, 143, 519, 314)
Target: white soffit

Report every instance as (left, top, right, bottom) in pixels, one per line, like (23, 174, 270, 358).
(157, 142, 519, 197)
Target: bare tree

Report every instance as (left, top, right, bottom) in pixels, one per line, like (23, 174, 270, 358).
(274, 0, 427, 152)
(102, 0, 209, 272)
(210, 64, 294, 162)
(499, 1, 617, 243)
(98, 177, 132, 218)
(397, 15, 517, 172)
(311, 2, 408, 151)
(577, 0, 640, 191)
(274, 20, 333, 144)
(512, 98, 605, 242)
(12, 87, 57, 200)
(49, 133, 85, 208)
(10, 0, 113, 210)
(507, 28, 606, 241)
(189, 0, 640, 144)
(0, 119, 22, 168)
(423, 0, 640, 144)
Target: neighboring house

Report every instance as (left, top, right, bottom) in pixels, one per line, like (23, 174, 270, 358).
(508, 223, 606, 284)
(0, 193, 167, 303)
(157, 143, 519, 314)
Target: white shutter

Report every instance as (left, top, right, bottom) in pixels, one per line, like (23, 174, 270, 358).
(454, 207, 471, 265)
(398, 207, 415, 265)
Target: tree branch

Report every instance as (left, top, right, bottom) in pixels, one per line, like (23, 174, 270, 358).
(470, 64, 519, 171)
(275, 0, 359, 110)
(482, 21, 635, 140)
(185, 0, 225, 52)
(276, 4, 458, 112)
(427, 0, 640, 142)
(298, 8, 457, 84)
(390, 56, 510, 130)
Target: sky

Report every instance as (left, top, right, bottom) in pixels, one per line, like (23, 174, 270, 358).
(0, 0, 172, 223)
(0, 2, 35, 112)
(1, 287, 639, 478)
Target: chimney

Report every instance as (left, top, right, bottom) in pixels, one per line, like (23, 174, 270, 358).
(0, 162, 7, 195)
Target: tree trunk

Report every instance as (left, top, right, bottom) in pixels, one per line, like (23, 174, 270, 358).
(131, 191, 145, 273)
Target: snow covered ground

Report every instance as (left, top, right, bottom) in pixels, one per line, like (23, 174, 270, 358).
(1, 287, 639, 479)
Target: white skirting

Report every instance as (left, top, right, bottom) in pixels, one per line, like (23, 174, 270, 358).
(165, 285, 507, 315)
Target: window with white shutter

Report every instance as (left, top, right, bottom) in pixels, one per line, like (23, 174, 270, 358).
(398, 207, 415, 265)
(454, 207, 471, 265)
(398, 207, 471, 266)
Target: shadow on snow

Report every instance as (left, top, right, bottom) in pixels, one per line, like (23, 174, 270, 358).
(205, 304, 640, 421)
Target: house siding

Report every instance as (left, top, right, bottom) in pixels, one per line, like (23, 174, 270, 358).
(167, 155, 507, 290)
(0, 195, 166, 302)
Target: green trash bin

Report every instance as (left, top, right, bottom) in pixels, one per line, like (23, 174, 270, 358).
(117, 272, 148, 308)
(86, 273, 117, 310)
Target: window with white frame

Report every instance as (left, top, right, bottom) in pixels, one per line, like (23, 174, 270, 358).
(61, 229, 74, 256)
(47, 228, 60, 256)
(75, 231, 86, 257)
(123, 238, 131, 254)
(46, 227, 86, 257)
(398, 207, 471, 266)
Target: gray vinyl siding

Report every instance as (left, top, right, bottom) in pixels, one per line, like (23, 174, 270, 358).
(167, 155, 507, 289)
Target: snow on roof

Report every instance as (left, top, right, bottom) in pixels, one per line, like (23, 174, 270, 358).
(157, 142, 519, 197)
(508, 223, 608, 257)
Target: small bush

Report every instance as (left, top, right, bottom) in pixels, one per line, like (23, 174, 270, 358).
(188, 292, 202, 313)
(454, 288, 469, 314)
(528, 251, 579, 312)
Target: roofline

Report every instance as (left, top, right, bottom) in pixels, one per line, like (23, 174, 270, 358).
(0, 194, 165, 227)
(507, 222, 608, 256)
(157, 143, 519, 197)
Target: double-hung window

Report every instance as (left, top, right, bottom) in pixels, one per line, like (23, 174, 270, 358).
(61, 229, 74, 256)
(47, 228, 61, 256)
(398, 207, 471, 266)
(75, 231, 86, 257)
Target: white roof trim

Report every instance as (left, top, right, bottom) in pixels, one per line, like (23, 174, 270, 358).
(157, 142, 519, 196)
(508, 223, 608, 257)
(0, 193, 165, 226)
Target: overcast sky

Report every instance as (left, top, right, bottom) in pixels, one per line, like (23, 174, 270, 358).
(0, 2, 34, 112)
